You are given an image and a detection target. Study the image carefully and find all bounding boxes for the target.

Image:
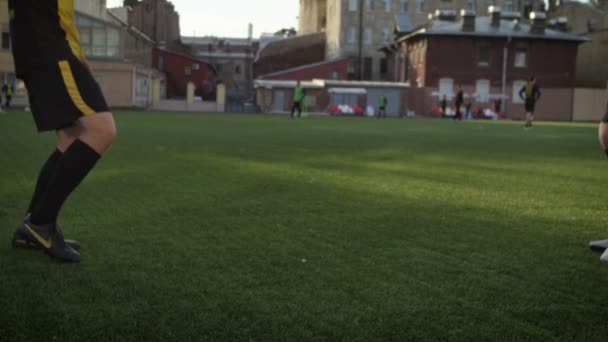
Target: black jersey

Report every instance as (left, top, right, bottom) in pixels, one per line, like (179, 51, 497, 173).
(8, 0, 85, 78)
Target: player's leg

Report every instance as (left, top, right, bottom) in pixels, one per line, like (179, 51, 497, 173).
(589, 112, 608, 258)
(16, 58, 114, 262)
(598, 119, 608, 155)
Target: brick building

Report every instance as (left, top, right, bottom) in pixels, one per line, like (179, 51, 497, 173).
(383, 8, 586, 120)
(152, 48, 217, 100)
(183, 36, 259, 102)
(298, 0, 546, 81)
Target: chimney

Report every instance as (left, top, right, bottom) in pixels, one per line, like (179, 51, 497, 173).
(489, 6, 501, 27)
(529, 11, 546, 34)
(435, 9, 457, 21)
(461, 9, 476, 32)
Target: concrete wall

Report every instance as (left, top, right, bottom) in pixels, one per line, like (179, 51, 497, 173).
(125, 0, 180, 47)
(75, 0, 109, 20)
(573, 87, 607, 121)
(548, 3, 606, 34)
(89, 59, 165, 108)
(299, 0, 328, 34)
(576, 29, 608, 88)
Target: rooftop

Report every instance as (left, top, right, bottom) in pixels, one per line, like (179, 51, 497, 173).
(400, 16, 588, 42)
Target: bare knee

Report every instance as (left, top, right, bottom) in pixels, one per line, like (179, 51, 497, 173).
(599, 122, 608, 150)
(78, 112, 117, 153)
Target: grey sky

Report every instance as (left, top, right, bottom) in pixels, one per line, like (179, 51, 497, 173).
(106, 0, 300, 38)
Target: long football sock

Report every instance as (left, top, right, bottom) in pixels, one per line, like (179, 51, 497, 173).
(27, 149, 63, 214)
(30, 140, 100, 225)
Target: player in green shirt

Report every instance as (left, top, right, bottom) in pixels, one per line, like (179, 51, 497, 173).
(291, 81, 305, 119)
(378, 95, 387, 118)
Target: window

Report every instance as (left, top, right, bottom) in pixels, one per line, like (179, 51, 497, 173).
(416, 0, 425, 13)
(402, 57, 409, 82)
(466, 0, 475, 11)
(331, 71, 340, 80)
(76, 14, 122, 58)
(2, 32, 10, 50)
(380, 58, 388, 77)
(364, 28, 373, 45)
(383, 0, 391, 12)
(235, 65, 242, 74)
(348, 27, 357, 43)
(514, 49, 527, 68)
(504, 0, 514, 12)
(365, 0, 374, 10)
(382, 28, 391, 42)
(157, 55, 165, 71)
(349, 0, 358, 11)
(512, 80, 527, 104)
(439, 78, 454, 99)
(475, 79, 490, 103)
(478, 44, 491, 67)
(400, 0, 409, 12)
(363, 57, 373, 80)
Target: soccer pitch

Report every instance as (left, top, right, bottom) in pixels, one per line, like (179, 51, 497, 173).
(1, 111, 607, 341)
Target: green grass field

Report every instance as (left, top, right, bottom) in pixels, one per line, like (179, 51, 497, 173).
(1, 111, 608, 341)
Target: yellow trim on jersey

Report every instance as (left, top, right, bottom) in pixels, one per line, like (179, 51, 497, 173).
(58, 61, 96, 116)
(58, 0, 85, 61)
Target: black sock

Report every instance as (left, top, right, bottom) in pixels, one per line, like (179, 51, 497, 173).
(30, 140, 100, 225)
(27, 149, 63, 214)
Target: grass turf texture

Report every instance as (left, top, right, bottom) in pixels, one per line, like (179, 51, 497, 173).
(1, 111, 608, 341)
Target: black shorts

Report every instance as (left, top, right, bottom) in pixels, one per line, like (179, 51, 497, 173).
(23, 57, 108, 132)
(524, 98, 536, 113)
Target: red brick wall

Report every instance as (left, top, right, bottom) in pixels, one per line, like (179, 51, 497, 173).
(424, 36, 578, 88)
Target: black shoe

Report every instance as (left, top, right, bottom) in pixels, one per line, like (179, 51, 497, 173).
(11, 214, 80, 251)
(12, 218, 80, 262)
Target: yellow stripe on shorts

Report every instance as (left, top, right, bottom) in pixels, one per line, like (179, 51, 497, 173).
(58, 60, 96, 116)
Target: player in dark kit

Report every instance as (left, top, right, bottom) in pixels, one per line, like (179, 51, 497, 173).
(519, 76, 541, 129)
(590, 94, 608, 262)
(453, 85, 463, 121)
(8, 0, 117, 262)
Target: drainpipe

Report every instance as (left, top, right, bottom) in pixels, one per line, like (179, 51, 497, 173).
(358, 0, 364, 80)
(501, 35, 511, 119)
(132, 65, 137, 108)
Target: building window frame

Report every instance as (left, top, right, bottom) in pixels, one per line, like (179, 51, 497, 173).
(349, 0, 358, 12)
(364, 28, 373, 45)
(348, 27, 357, 44)
(477, 43, 492, 67)
(416, 0, 425, 14)
(400, 0, 409, 13)
(384, 0, 391, 12)
(514, 48, 528, 68)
